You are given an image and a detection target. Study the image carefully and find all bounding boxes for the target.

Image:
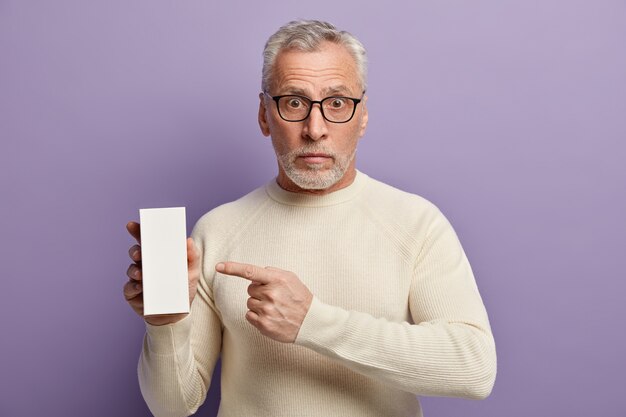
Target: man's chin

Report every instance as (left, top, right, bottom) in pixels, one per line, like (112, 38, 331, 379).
(286, 168, 342, 190)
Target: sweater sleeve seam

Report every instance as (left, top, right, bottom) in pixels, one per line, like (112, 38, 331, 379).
(412, 214, 438, 276)
(216, 192, 272, 256)
(211, 195, 273, 302)
(169, 324, 196, 412)
(353, 200, 417, 269)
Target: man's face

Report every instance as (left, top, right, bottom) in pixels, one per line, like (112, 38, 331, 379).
(258, 41, 368, 194)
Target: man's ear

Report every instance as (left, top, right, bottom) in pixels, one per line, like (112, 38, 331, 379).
(258, 93, 271, 137)
(358, 95, 369, 138)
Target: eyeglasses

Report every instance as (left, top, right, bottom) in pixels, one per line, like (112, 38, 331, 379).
(264, 92, 363, 123)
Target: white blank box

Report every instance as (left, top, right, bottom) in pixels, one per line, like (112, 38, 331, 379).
(139, 207, 190, 316)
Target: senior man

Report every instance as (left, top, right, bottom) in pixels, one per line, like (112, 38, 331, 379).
(124, 20, 496, 417)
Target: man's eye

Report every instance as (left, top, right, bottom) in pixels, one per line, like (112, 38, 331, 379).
(329, 98, 346, 108)
(287, 98, 302, 108)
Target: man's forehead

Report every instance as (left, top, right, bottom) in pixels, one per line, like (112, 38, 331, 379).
(270, 44, 361, 95)
(282, 85, 354, 96)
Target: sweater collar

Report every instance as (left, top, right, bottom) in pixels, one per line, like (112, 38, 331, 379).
(265, 170, 368, 207)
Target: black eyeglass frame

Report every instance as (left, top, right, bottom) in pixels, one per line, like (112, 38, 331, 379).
(264, 92, 364, 124)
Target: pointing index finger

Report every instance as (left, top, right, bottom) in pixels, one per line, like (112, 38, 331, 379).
(216, 262, 271, 284)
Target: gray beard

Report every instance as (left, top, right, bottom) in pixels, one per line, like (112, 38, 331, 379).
(276, 145, 356, 190)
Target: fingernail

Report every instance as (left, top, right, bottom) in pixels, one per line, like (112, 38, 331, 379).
(133, 268, 139, 277)
(216, 263, 225, 272)
(132, 249, 139, 258)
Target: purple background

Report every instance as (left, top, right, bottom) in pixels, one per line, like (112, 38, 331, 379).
(1, 1, 625, 416)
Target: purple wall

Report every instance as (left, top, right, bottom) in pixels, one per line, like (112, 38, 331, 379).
(1, 1, 625, 416)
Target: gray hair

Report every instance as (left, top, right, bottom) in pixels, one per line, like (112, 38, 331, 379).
(261, 20, 368, 93)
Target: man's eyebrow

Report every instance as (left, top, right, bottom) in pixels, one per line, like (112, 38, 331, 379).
(280, 87, 309, 96)
(321, 86, 352, 96)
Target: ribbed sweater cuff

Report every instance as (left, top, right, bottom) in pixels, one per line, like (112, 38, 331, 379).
(295, 296, 349, 349)
(144, 314, 192, 354)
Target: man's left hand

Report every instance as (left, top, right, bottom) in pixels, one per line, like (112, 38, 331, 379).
(216, 262, 313, 343)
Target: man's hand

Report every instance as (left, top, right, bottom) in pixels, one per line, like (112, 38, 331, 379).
(123, 221, 201, 326)
(216, 262, 313, 343)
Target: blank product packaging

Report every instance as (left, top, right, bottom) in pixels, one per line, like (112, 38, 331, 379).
(139, 207, 190, 316)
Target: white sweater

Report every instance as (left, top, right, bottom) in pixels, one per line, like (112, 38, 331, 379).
(138, 171, 496, 417)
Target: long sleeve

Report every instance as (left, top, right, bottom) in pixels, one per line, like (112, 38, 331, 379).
(294, 209, 496, 399)
(137, 227, 223, 417)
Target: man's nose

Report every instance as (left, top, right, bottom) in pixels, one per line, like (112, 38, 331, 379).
(302, 104, 328, 141)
